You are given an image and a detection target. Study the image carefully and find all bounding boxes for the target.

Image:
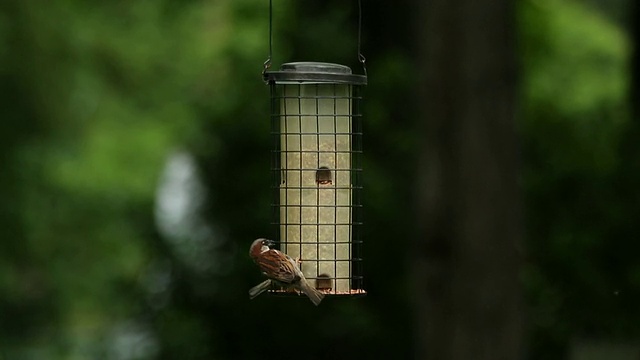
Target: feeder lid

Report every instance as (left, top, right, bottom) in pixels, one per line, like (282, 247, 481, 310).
(264, 61, 367, 85)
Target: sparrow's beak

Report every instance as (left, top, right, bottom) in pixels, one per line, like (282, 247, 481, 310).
(264, 239, 276, 247)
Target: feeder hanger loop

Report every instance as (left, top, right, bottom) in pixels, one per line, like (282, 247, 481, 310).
(357, 0, 367, 76)
(262, 0, 367, 78)
(262, 0, 273, 76)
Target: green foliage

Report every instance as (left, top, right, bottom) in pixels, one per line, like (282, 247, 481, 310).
(0, 0, 243, 356)
(519, 0, 635, 357)
(0, 0, 637, 358)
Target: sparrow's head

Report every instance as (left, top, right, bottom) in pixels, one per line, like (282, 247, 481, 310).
(249, 238, 275, 258)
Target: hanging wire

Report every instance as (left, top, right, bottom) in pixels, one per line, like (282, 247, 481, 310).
(263, 0, 366, 77)
(357, 0, 367, 76)
(263, 0, 273, 76)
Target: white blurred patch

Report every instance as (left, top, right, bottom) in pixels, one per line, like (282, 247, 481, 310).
(107, 321, 159, 360)
(154, 150, 227, 275)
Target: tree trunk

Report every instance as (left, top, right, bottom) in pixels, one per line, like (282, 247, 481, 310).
(412, 1, 524, 359)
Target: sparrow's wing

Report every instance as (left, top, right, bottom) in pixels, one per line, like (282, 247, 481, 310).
(284, 253, 305, 277)
(258, 249, 299, 284)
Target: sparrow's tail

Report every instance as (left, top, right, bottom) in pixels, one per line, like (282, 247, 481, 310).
(249, 279, 272, 299)
(300, 278, 325, 306)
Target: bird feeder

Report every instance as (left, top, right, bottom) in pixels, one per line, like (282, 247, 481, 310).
(264, 62, 366, 296)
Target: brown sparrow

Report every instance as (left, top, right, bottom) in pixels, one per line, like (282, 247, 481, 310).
(249, 238, 325, 306)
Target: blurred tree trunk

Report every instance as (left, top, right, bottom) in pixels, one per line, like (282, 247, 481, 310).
(412, 1, 524, 359)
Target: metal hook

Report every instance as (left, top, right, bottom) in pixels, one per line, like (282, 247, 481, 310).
(262, 0, 273, 77)
(357, 0, 367, 76)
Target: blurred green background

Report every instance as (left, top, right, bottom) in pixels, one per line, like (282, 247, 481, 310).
(0, 0, 638, 359)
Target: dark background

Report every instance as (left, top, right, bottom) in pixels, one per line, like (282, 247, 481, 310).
(0, 0, 638, 359)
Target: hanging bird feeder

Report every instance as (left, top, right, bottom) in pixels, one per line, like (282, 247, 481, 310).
(262, 1, 367, 297)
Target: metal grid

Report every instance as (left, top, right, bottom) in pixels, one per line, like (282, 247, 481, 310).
(268, 81, 364, 296)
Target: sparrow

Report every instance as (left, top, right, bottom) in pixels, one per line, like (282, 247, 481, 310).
(249, 238, 325, 306)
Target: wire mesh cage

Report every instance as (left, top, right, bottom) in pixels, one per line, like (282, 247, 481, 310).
(264, 62, 366, 296)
